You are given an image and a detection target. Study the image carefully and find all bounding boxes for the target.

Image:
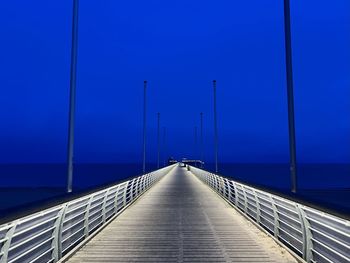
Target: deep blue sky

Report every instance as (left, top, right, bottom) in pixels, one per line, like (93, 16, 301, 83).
(0, 0, 349, 164)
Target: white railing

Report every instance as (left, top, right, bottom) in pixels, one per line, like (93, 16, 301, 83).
(189, 166, 350, 263)
(0, 164, 176, 263)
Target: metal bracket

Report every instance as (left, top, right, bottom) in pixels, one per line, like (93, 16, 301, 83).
(113, 185, 120, 214)
(298, 205, 313, 262)
(270, 195, 280, 238)
(101, 190, 109, 223)
(242, 186, 248, 214)
(53, 204, 67, 262)
(253, 190, 261, 224)
(84, 196, 94, 237)
(0, 222, 17, 263)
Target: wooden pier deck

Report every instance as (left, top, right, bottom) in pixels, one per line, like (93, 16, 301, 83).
(64, 166, 297, 263)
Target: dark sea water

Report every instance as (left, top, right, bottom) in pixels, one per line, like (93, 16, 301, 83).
(0, 163, 157, 212)
(0, 163, 349, 216)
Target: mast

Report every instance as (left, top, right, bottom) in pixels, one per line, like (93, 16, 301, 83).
(66, 0, 79, 193)
(142, 80, 147, 173)
(194, 126, 198, 164)
(157, 112, 160, 169)
(162, 127, 166, 166)
(283, 0, 297, 193)
(200, 112, 204, 168)
(213, 80, 218, 173)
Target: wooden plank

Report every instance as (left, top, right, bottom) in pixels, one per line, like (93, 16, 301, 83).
(66, 166, 297, 263)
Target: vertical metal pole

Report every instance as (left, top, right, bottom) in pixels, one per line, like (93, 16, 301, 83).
(200, 112, 204, 168)
(283, 0, 297, 193)
(194, 126, 198, 164)
(66, 0, 79, 193)
(213, 80, 218, 173)
(157, 112, 160, 169)
(162, 127, 166, 166)
(142, 81, 147, 174)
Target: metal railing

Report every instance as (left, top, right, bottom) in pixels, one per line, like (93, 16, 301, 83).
(0, 164, 176, 263)
(189, 166, 350, 263)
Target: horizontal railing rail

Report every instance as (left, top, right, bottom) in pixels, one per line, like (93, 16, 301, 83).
(189, 165, 350, 263)
(0, 164, 176, 263)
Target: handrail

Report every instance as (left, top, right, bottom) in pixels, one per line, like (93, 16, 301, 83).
(189, 165, 350, 263)
(0, 164, 176, 263)
(0, 166, 177, 225)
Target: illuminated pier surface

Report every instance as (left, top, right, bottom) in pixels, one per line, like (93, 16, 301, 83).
(65, 166, 296, 263)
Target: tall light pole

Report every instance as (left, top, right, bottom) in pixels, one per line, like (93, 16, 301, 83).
(194, 126, 198, 161)
(142, 81, 147, 174)
(66, 0, 79, 193)
(162, 127, 166, 166)
(213, 80, 218, 173)
(283, 0, 297, 193)
(200, 112, 204, 168)
(157, 112, 160, 169)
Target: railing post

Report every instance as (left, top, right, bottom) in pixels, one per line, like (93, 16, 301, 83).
(216, 176, 220, 192)
(145, 175, 150, 190)
(52, 205, 67, 262)
(252, 190, 261, 224)
(242, 186, 248, 214)
(219, 177, 225, 196)
(113, 185, 120, 214)
(132, 178, 137, 200)
(297, 205, 313, 262)
(134, 178, 139, 197)
(210, 174, 214, 189)
(144, 174, 147, 190)
(123, 182, 128, 207)
(150, 172, 153, 185)
(233, 182, 239, 207)
(149, 174, 153, 186)
(139, 176, 144, 193)
(130, 179, 136, 201)
(214, 175, 219, 192)
(145, 174, 150, 189)
(84, 196, 93, 238)
(152, 172, 156, 185)
(101, 190, 109, 223)
(136, 177, 141, 196)
(270, 196, 280, 238)
(225, 179, 230, 200)
(139, 176, 143, 193)
(0, 222, 17, 263)
(206, 174, 211, 186)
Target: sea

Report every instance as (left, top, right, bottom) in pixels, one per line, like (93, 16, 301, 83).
(0, 163, 349, 217)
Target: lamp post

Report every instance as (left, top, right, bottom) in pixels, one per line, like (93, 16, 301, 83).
(142, 81, 147, 174)
(200, 112, 204, 168)
(157, 112, 160, 169)
(283, 0, 297, 193)
(162, 127, 166, 166)
(66, 0, 79, 193)
(194, 126, 198, 163)
(213, 80, 218, 173)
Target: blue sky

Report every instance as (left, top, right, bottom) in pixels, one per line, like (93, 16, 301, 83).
(0, 0, 349, 164)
